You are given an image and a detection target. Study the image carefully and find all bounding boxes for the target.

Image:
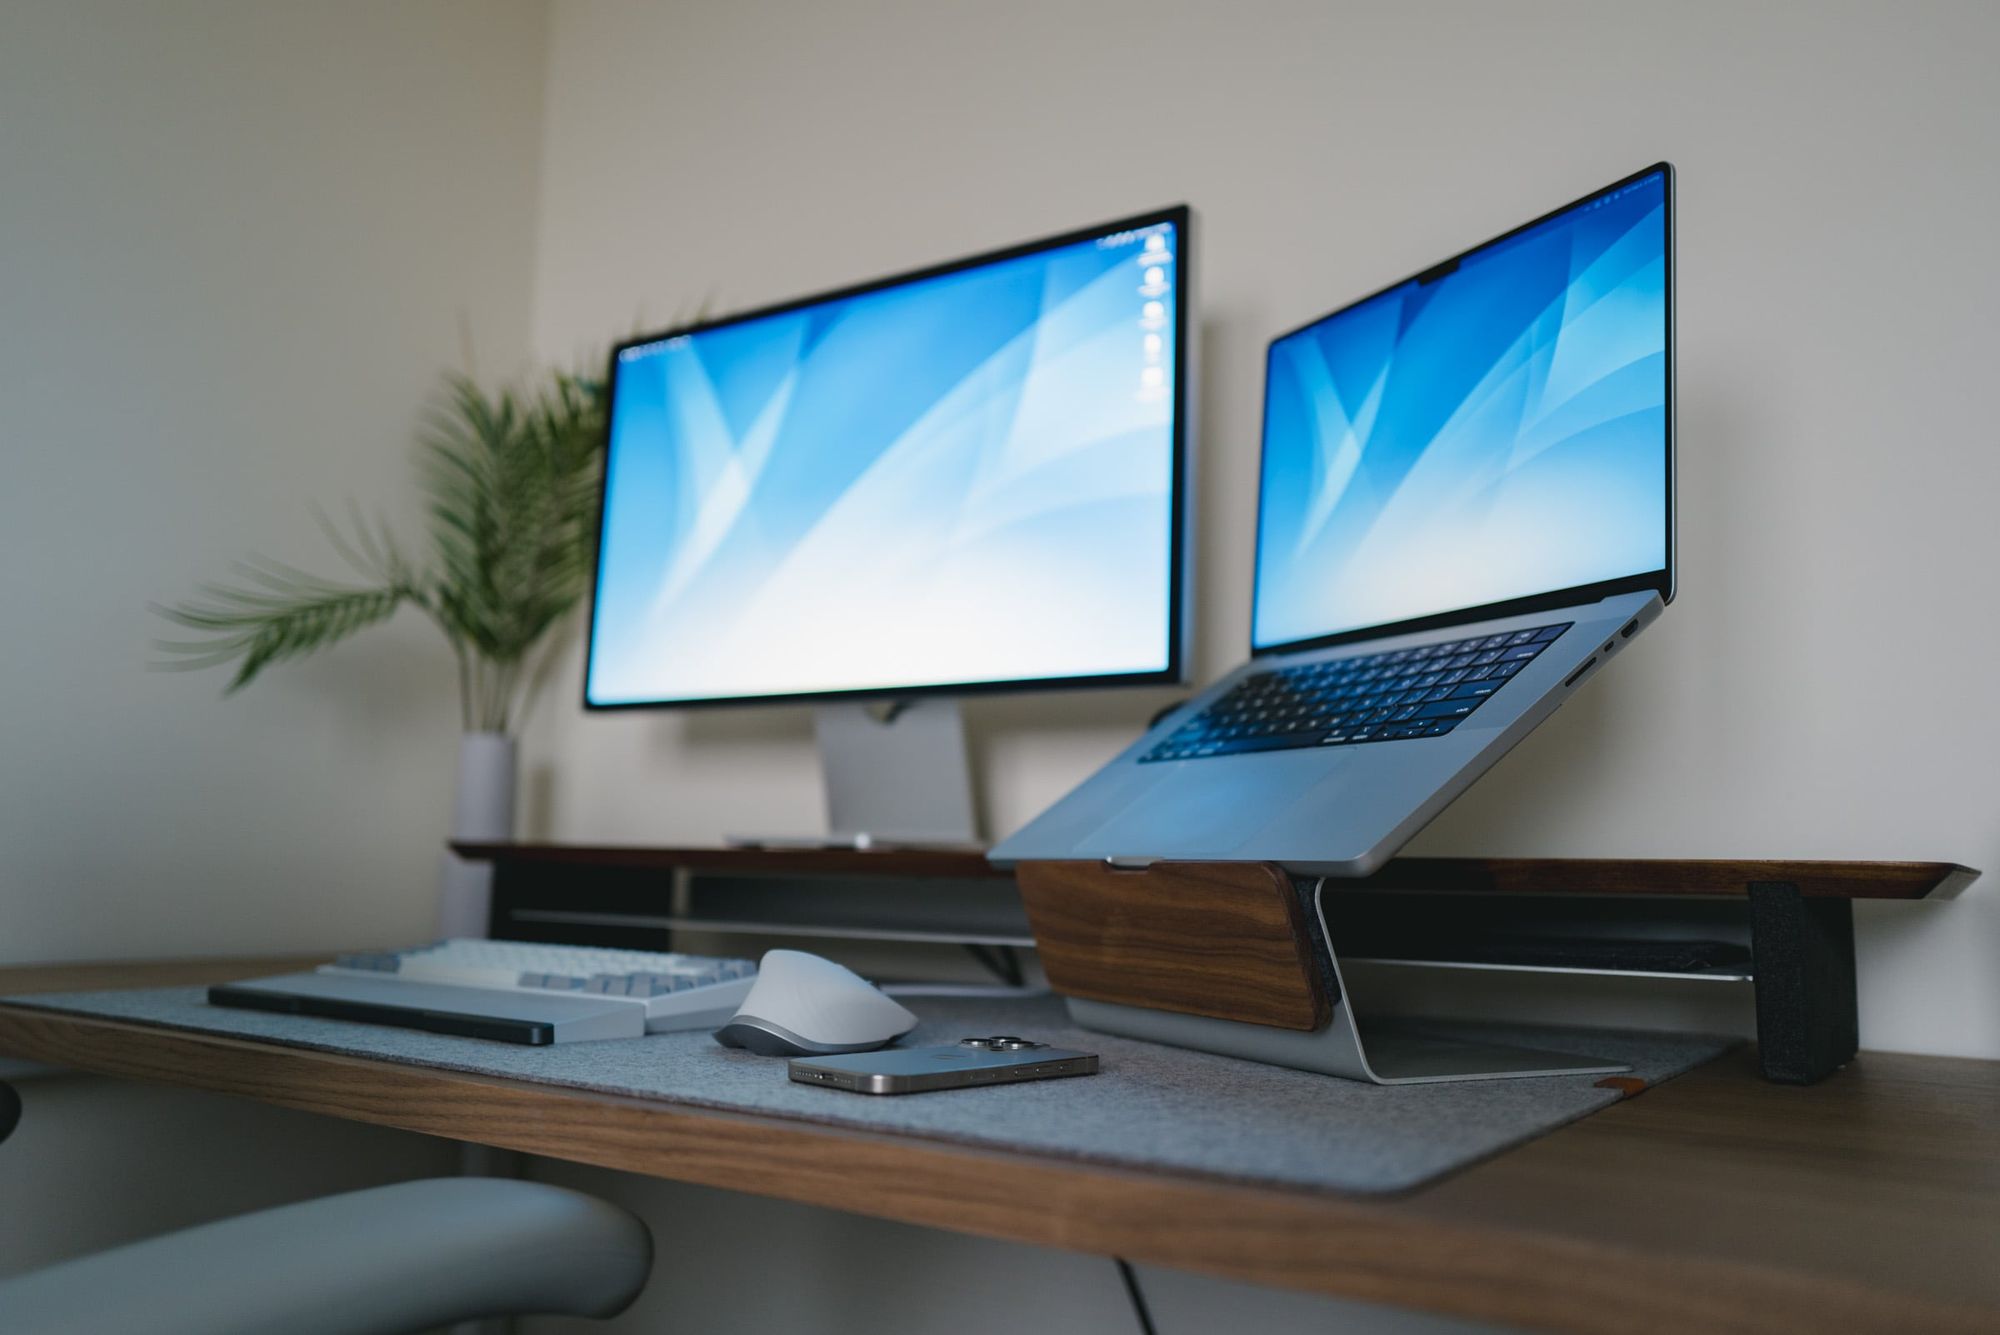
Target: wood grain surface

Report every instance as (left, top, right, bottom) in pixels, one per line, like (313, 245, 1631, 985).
(451, 844, 1975, 899)
(0, 955, 326, 995)
(1017, 860, 1329, 1030)
(452, 842, 1007, 880)
(1351, 857, 1976, 899)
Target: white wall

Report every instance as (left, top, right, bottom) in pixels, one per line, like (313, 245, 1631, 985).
(0, 0, 549, 962)
(0, 0, 548, 1279)
(525, 0, 1999, 1060)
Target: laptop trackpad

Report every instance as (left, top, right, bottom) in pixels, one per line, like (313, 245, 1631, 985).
(1079, 756, 1334, 858)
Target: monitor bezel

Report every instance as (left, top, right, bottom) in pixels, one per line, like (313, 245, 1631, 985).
(582, 204, 1195, 712)
(1247, 162, 1675, 660)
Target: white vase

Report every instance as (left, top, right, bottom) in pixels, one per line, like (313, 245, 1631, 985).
(436, 732, 517, 939)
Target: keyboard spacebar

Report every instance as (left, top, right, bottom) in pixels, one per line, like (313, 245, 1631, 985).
(1202, 731, 1325, 756)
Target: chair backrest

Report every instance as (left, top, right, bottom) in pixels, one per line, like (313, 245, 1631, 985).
(0, 1177, 652, 1335)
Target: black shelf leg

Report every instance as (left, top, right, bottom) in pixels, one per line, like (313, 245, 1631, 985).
(1748, 881, 1859, 1084)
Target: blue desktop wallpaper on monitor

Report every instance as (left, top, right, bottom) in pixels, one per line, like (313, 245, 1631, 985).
(588, 222, 1179, 705)
(1252, 171, 1668, 650)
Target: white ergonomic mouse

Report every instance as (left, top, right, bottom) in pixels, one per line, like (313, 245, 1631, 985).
(713, 950, 918, 1056)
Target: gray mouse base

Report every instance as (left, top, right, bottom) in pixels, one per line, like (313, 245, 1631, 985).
(712, 1016, 896, 1057)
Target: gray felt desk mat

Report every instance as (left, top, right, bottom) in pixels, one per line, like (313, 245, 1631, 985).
(6, 988, 1734, 1195)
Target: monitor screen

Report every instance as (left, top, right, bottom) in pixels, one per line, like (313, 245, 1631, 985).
(585, 209, 1189, 708)
(1251, 167, 1671, 652)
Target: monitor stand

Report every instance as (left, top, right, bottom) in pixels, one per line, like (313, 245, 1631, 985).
(730, 699, 981, 850)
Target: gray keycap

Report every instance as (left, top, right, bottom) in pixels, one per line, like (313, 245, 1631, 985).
(337, 953, 398, 971)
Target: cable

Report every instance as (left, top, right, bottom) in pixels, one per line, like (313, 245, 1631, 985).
(1114, 1257, 1158, 1335)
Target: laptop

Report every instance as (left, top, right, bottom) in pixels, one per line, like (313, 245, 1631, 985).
(992, 164, 1674, 875)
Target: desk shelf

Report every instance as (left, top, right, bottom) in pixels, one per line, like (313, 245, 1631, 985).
(456, 844, 1975, 1083)
(502, 908, 1034, 949)
(453, 842, 1033, 958)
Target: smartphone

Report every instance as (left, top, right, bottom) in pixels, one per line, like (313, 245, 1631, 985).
(789, 1036, 1098, 1095)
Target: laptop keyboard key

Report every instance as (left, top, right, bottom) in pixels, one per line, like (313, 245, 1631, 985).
(1414, 697, 1481, 720)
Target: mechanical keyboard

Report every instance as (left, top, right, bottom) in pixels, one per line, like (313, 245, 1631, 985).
(1143, 622, 1572, 763)
(207, 939, 760, 1045)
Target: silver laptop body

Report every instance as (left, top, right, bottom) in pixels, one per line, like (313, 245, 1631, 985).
(993, 164, 1675, 875)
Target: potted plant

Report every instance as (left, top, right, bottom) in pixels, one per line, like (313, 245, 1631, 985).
(156, 367, 606, 933)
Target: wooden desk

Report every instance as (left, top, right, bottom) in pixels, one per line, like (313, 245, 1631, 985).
(2, 958, 1995, 1335)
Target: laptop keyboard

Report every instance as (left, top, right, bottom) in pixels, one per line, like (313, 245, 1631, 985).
(1141, 622, 1572, 763)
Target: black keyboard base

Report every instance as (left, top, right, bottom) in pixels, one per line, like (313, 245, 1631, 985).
(208, 983, 556, 1045)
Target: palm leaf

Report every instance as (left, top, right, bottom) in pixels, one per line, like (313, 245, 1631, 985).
(154, 560, 413, 692)
(416, 370, 605, 665)
(156, 361, 609, 732)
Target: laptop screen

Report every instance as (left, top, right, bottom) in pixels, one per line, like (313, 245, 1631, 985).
(1251, 167, 1671, 653)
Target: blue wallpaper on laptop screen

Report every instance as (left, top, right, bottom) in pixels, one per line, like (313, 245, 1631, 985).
(587, 221, 1180, 705)
(1252, 171, 1668, 651)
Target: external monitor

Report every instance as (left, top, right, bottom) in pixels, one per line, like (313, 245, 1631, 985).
(584, 206, 1194, 844)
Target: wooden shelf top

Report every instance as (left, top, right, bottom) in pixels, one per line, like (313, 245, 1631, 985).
(453, 841, 1008, 879)
(455, 843, 1977, 899)
(3, 956, 1995, 1335)
(1348, 856, 1978, 899)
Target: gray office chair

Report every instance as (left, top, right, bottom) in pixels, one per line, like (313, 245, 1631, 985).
(0, 1081, 652, 1335)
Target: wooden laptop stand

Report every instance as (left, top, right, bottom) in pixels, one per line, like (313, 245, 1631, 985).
(1016, 858, 1976, 1085)
(1016, 862, 1630, 1082)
